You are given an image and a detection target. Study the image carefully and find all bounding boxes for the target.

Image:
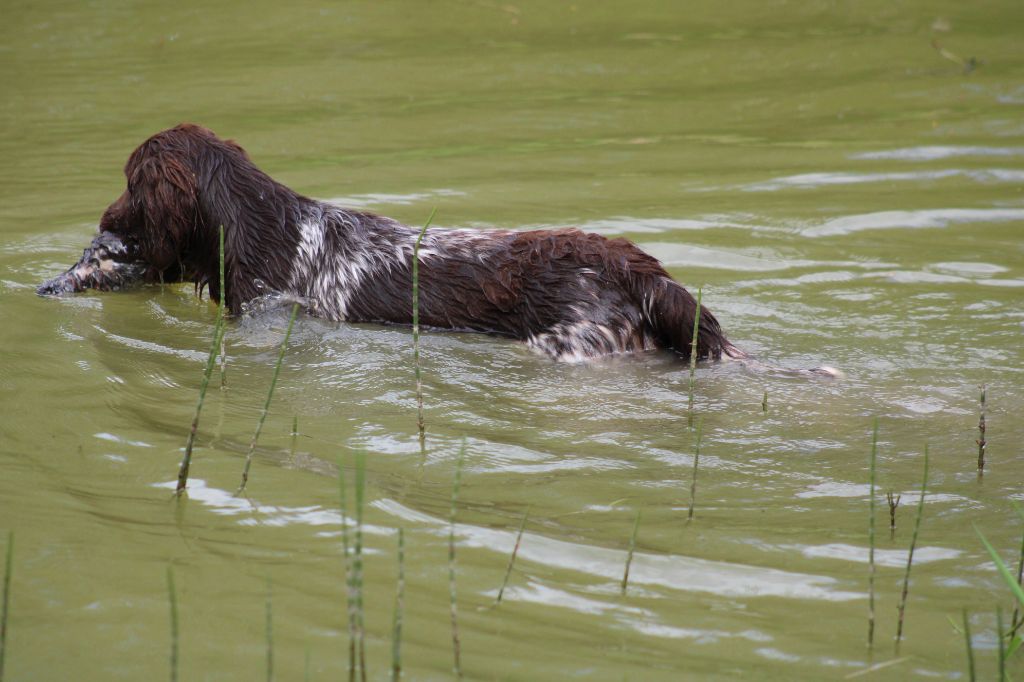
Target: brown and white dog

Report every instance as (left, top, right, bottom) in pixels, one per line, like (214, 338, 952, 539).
(38, 124, 777, 365)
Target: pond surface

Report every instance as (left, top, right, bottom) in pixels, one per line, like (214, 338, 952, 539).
(2, 1, 1023, 679)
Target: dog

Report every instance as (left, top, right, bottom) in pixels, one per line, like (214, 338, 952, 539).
(38, 124, 769, 365)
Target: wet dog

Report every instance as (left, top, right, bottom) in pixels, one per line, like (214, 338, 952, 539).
(39, 124, 744, 363)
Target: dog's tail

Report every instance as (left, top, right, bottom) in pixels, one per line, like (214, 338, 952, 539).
(640, 276, 841, 378)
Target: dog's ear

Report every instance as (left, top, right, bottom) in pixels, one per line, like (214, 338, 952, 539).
(128, 146, 199, 271)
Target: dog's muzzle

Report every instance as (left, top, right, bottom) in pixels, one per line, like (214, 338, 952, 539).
(37, 232, 146, 296)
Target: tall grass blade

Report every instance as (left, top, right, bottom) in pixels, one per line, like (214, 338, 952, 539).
(338, 455, 356, 682)
(449, 439, 466, 679)
(621, 510, 642, 596)
(962, 609, 976, 682)
(975, 526, 1024, 607)
(353, 451, 367, 682)
(391, 528, 405, 682)
(289, 416, 299, 462)
(867, 418, 878, 648)
(239, 302, 300, 493)
(1, 531, 13, 682)
(496, 510, 528, 605)
(178, 225, 227, 494)
(167, 566, 179, 682)
(895, 444, 928, 653)
(687, 417, 704, 522)
(265, 577, 274, 682)
(412, 208, 437, 454)
(687, 287, 702, 423)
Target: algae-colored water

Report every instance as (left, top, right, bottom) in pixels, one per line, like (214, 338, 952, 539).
(2, 1, 1023, 679)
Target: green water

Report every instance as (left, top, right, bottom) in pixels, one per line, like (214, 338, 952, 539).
(2, 1, 1024, 679)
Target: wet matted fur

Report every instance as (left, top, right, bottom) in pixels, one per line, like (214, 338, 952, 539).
(39, 123, 741, 363)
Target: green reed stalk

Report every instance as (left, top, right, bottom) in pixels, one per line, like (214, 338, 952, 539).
(338, 455, 356, 682)
(239, 303, 300, 493)
(304, 648, 311, 682)
(289, 416, 299, 462)
(1011, 507, 1024, 637)
(997, 606, 1006, 682)
(962, 609, 976, 682)
(265, 577, 274, 682)
(895, 445, 929, 653)
(687, 417, 704, 522)
(353, 451, 367, 682)
(1, 531, 13, 682)
(621, 510, 641, 596)
(412, 208, 437, 453)
(687, 288, 703, 423)
(867, 418, 878, 649)
(977, 384, 986, 476)
(449, 440, 466, 679)
(391, 528, 405, 682)
(167, 566, 179, 682)
(496, 511, 528, 605)
(178, 225, 227, 494)
(761, 389, 768, 414)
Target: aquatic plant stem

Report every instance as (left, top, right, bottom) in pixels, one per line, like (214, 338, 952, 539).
(177, 225, 227, 494)
(761, 389, 768, 414)
(412, 208, 437, 454)
(895, 445, 929, 653)
(265, 577, 274, 682)
(867, 418, 878, 649)
(1011, 511, 1024, 636)
(353, 451, 367, 682)
(621, 510, 641, 596)
(977, 384, 986, 477)
(687, 417, 704, 522)
(449, 440, 465, 679)
(962, 609, 976, 682)
(167, 566, 178, 682)
(997, 606, 1006, 682)
(687, 287, 702, 424)
(338, 455, 356, 682)
(496, 510, 529, 605)
(239, 302, 300, 493)
(391, 528, 404, 682)
(886, 491, 901, 540)
(0, 531, 12, 682)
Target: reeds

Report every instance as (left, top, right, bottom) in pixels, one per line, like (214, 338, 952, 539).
(265, 577, 274, 682)
(177, 225, 227, 494)
(997, 606, 1006, 682)
(1, 531, 12, 682)
(353, 452, 367, 682)
(962, 609, 976, 682)
(337, 455, 356, 682)
(687, 417, 704, 522)
(867, 419, 878, 648)
(976, 384, 987, 476)
(621, 510, 641, 596)
(289, 416, 299, 462)
(761, 389, 768, 414)
(167, 566, 179, 682)
(391, 528, 405, 682)
(886, 491, 901, 539)
(895, 445, 929, 653)
(412, 209, 437, 453)
(448, 440, 465, 679)
(239, 302, 300, 493)
(687, 288, 703, 423)
(1011, 507, 1024, 637)
(496, 510, 528, 605)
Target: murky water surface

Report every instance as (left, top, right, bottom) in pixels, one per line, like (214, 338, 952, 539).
(2, 1, 1023, 679)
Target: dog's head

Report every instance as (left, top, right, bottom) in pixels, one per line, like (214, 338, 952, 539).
(38, 124, 244, 301)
